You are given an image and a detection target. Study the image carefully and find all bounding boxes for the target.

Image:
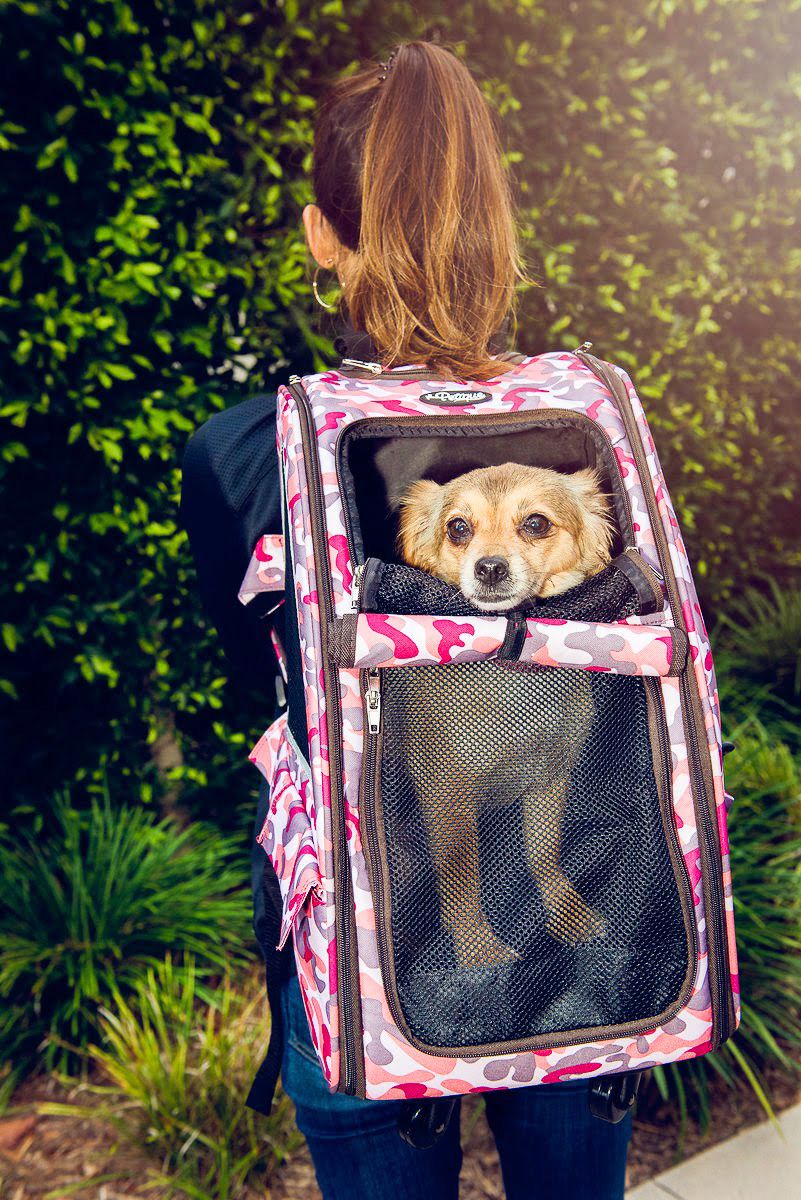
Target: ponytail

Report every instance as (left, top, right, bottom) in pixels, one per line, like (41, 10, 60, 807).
(313, 42, 525, 381)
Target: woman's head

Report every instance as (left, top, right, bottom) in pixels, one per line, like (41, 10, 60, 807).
(303, 41, 523, 381)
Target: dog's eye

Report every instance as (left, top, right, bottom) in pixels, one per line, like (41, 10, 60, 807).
(520, 514, 552, 537)
(446, 517, 472, 544)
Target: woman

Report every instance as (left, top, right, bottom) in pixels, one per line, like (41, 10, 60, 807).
(181, 40, 631, 1200)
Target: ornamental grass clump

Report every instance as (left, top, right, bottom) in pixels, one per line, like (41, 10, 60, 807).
(0, 790, 250, 1091)
(41, 958, 300, 1200)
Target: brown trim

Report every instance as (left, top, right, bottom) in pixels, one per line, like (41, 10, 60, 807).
(666, 628, 689, 677)
(644, 677, 698, 991)
(619, 547, 665, 613)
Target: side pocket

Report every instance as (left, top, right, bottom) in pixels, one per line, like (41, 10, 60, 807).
(250, 715, 324, 950)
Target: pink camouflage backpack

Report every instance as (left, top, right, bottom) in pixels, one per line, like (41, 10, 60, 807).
(238, 343, 739, 1133)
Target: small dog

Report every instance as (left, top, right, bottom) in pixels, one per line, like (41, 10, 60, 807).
(398, 462, 614, 611)
(395, 463, 615, 966)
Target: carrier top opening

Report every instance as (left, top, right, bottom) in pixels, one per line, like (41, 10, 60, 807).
(337, 414, 632, 566)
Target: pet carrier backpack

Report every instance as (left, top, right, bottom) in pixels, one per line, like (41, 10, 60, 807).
(239, 343, 739, 1125)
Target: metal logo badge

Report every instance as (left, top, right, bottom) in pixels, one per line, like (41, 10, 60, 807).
(419, 389, 493, 407)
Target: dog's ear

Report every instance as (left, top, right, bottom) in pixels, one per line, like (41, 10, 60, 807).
(569, 468, 615, 569)
(568, 467, 605, 511)
(396, 479, 443, 571)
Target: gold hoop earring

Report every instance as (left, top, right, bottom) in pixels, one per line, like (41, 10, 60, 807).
(313, 264, 337, 310)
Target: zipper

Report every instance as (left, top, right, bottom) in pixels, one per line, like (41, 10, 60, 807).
(358, 669, 394, 1044)
(358, 670, 399, 1052)
(365, 667, 382, 732)
(335, 408, 635, 576)
(287, 376, 364, 1095)
(574, 349, 733, 1046)
(338, 358, 434, 378)
(340, 358, 384, 375)
(336, 354, 526, 381)
(350, 562, 366, 613)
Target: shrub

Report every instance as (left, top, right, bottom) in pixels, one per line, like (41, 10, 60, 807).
(0, 790, 251, 1088)
(714, 585, 801, 715)
(711, 590, 801, 760)
(0, 0, 331, 821)
(41, 958, 301, 1200)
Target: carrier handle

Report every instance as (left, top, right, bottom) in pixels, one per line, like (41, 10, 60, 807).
(328, 612, 689, 677)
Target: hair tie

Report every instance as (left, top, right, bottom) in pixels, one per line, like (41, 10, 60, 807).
(378, 46, 399, 83)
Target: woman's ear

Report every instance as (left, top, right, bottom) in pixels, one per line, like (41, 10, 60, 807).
(302, 204, 343, 270)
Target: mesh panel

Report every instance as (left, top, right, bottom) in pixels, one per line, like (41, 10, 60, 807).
(369, 662, 689, 1049)
(361, 557, 642, 622)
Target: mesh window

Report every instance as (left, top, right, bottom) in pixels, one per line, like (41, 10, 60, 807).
(366, 662, 691, 1050)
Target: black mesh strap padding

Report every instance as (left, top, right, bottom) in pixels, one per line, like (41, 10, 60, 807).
(359, 554, 655, 624)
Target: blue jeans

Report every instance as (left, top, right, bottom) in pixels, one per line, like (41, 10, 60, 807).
(280, 971, 631, 1200)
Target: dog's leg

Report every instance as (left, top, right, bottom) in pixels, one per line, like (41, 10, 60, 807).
(520, 675, 607, 944)
(414, 768, 519, 968)
(521, 775, 607, 943)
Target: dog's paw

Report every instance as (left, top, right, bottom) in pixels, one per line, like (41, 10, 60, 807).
(452, 922, 521, 969)
(546, 901, 607, 946)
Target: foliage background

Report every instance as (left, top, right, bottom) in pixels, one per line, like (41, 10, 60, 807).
(1, 0, 800, 823)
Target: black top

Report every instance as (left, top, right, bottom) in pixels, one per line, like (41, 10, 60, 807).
(180, 390, 282, 685)
(180, 387, 290, 1116)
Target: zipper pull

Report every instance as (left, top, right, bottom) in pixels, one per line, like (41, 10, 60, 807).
(288, 374, 302, 384)
(365, 669, 382, 734)
(340, 358, 384, 375)
(351, 563, 365, 613)
(576, 341, 593, 353)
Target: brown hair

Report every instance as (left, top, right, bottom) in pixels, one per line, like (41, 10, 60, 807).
(312, 42, 525, 381)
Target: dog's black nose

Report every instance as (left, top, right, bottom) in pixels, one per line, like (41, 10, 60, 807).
(474, 556, 509, 587)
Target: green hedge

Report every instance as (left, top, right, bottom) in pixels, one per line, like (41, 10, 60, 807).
(2, 0, 799, 815)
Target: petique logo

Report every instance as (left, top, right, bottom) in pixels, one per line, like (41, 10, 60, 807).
(420, 389, 493, 407)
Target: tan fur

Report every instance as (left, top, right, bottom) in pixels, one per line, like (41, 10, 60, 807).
(398, 463, 614, 610)
(396, 463, 613, 965)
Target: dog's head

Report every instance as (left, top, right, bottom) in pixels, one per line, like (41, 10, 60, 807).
(397, 462, 615, 611)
